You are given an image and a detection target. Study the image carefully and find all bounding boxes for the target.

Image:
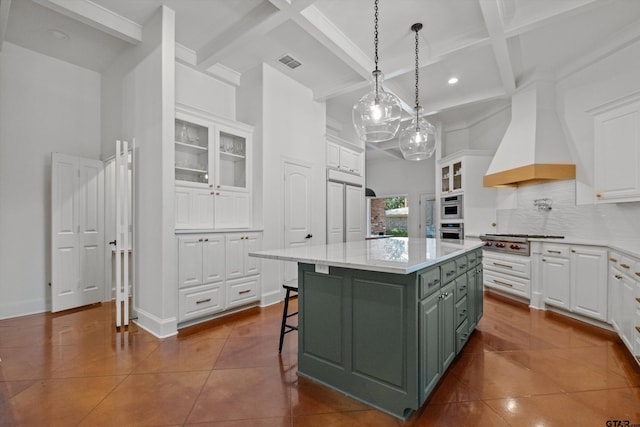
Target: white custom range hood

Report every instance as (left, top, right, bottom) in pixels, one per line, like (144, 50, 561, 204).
(484, 80, 575, 187)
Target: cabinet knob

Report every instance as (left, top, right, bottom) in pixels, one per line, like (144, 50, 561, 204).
(620, 263, 630, 269)
(198, 238, 203, 242)
(596, 193, 602, 198)
(217, 185, 220, 188)
(209, 184, 213, 188)
(204, 238, 209, 242)
(570, 249, 576, 253)
(210, 192, 215, 195)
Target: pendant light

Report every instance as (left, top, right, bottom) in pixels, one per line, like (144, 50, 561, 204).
(352, 0, 402, 143)
(399, 23, 436, 161)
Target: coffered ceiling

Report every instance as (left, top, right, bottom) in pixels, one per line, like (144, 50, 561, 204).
(2, 0, 640, 159)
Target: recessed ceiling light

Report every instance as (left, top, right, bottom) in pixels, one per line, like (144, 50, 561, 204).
(48, 29, 69, 40)
(448, 77, 459, 85)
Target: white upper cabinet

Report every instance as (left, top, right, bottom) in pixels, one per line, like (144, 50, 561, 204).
(594, 97, 640, 203)
(326, 137, 364, 176)
(175, 105, 253, 229)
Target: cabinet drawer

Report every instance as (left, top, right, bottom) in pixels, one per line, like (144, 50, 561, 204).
(483, 254, 531, 279)
(226, 276, 259, 308)
(179, 283, 224, 322)
(441, 260, 458, 283)
(542, 244, 570, 258)
(467, 250, 480, 267)
(455, 256, 469, 274)
(456, 319, 469, 354)
(419, 267, 441, 298)
(456, 276, 468, 300)
(456, 296, 468, 327)
(484, 269, 531, 298)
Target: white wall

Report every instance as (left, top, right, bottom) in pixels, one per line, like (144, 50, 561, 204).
(0, 43, 101, 318)
(176, 62, 236, 120)
(366, 157, 435, 238)
(238, 63, 326, 306)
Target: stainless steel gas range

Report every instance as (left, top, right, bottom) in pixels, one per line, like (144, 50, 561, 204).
(479, 234, 565, 256)
(479, 234, 564, 300)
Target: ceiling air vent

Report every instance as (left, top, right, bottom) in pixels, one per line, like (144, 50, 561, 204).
(278, 54, 302, 69)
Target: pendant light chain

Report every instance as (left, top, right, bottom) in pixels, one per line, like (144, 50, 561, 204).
(373, 0, 380, 94)
(413, 24, 421, 127)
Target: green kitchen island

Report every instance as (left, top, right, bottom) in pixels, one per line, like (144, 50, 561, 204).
(250, 237, 484, 420)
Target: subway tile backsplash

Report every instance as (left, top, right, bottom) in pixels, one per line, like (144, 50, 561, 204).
(496, 180, 640, 244)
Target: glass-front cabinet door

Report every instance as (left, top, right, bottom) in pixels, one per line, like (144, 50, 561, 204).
(175, 113, 213, 186)
(215, 124, 251, 192)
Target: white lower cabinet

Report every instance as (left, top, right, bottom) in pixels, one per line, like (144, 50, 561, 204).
(541, 244, 607, 322)
(226, 276, 259, 308)
(483, 252, 531, 299)
(608, 251, 639, 355)
(177, 231, 261, 325)
(215, 191, 250, 229)
(226, 232, 261, 279)
(179, 283, 225, 322)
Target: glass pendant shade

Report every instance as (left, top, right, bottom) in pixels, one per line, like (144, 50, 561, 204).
(352, 70, 402, 142)
(399, 109, 436, 161)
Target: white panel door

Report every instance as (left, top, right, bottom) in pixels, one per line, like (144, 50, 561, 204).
(542, 256, 570, 310)
(327, 181, 344, 244)
(214, 191, 235, 228)
(175, 186, 192, 229)
(225, 235, 245, 279)
(193, 188, 214, 229)
(345, 184, 364, 242)
(244, 233, 262, 276)
(178, 236, 204, 288)
(202, 235, 225, 283)
(570, 246, 608, 321)
(283, 161, 312, 284)
(51, 153, 104, 312)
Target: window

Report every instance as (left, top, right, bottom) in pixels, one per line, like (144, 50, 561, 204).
(367, 195, 408, 237)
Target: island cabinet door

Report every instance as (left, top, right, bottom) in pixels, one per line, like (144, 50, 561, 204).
(440, 282, 457, 372)
(419, 290, 442, 400)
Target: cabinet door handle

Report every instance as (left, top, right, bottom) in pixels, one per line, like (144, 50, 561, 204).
(239, 289, 251, 295)
(493, 262, 512, 269)
(635, 272, 640, 278)
(636, 326, 640, 334)
(204, 238, 209, 242)
(570, 249, 576, 253)
(459, 264, 467, 269)
(636, 297, 640, 303)
(614, 274, 623, 280)
(210, 192, 215, 195)
(493, 279, 513, 287)
(609, 257, 618, 262)
(547, 250, 561, 254)
(198, 238, 203, 242)
(596, 193, 602, 198)
(620, 263, 630, 269)
(196, 298, 211, 304)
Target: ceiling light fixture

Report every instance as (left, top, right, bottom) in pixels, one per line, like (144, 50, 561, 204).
(399, 23, 436, 161)
(448, 77, 459, 85)
(352, 0, 401, 143)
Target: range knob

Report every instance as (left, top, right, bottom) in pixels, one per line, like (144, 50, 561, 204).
(496, 243, 505, 248)
(484, 241, 492, 247)
(510, 244, 520, 250)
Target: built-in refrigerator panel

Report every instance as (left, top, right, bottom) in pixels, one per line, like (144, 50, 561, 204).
(345, 184, 364, 241)
(327, 181, 345, 244)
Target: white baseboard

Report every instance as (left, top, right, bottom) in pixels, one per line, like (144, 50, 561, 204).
(260, 288, 283, 307)
(133, 307, 178, 339)
(0, 298, 48, 320)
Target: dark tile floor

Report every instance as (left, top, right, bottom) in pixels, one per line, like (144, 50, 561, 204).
(1, 292, 639, 426)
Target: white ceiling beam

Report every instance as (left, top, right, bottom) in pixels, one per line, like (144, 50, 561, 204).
(0, 0, 11, 51)
(31, 0, 141, 44)
(366, 143, 404, 160)
(197, 1, 285, 70)
(479, 0, 516, 94)
(298, 5, 371, 79)
(503, 0, 601, 37)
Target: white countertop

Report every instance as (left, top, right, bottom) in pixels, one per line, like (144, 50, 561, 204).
(249, 237, 484, 275)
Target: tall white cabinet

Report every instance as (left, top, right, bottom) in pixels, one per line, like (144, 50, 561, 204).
(326, 132, 365, 244)
(174, 105, 253, 230)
